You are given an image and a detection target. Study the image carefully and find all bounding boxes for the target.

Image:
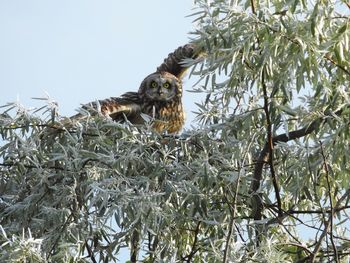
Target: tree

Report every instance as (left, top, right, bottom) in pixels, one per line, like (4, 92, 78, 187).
(1, 0, 350, 262)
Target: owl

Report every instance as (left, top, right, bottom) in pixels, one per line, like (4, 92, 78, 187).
(78, 44, 199, 134)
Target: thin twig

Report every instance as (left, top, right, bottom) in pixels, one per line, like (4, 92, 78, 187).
(324, 54, 350, 76)
(234, 223, 246, 244)
(0, 162, 66, 171)
(283, 242, 313, 256)
(147, 231, 159, 261)
(223, 215, 235, 263)
(316, 141, 339, 262)
(1, 122, 101, 137)
(274, 204, 350, 244)
(262, 68, 282, 218)
(183, 222, 201, 262)
(223, 146, 246, 261)
(84, 239, 98, 263)
(0, 157, 112, 172)
(308, 187, 350, 262)
(48, 213, 74, 257)
(298, 250, 350, 263)
(286, 206, 350, 215)
(223, 188, 239, 263)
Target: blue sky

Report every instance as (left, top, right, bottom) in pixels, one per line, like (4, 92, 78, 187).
(0, 0, 201, 126)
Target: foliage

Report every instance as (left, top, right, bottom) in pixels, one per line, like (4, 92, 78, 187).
(1, 0, 350, 262)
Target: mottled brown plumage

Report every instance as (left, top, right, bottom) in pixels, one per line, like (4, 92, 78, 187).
(77, 44, 198, 134)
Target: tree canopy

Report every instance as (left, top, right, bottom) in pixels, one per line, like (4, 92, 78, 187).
(1, 0, 350, 262)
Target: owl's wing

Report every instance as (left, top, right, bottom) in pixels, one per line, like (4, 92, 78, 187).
(156, 44, 200, 79)
(75, 92, 142, 123)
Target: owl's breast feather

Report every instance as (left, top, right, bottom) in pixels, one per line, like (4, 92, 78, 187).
(151, 101, 185, 134)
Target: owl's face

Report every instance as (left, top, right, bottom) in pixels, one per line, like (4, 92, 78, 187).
(139, 72, 182, 102)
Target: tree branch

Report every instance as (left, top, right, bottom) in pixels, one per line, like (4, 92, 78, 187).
(84, 239, 98, 263)
(0, 122, 101, 137)
(286, 206, 350, 214)
(0, 161, 66, 171)
(324, 54, 350, 76)
(262, 68, 282, 218)
(250, 0, 256, 14)
(223, 188, 239, 263)
(183, 221, 201, 263)
(250, 107, 345, 220)
(48, 213, 74, 257)
(300, 187, 350, 262)
(310, 142, 339, 262)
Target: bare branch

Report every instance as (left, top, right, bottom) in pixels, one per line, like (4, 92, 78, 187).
(286, 206, 350, 215)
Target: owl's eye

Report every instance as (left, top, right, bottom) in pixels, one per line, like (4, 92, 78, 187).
(163, 82, 170, 89)
(151, 81, 158, 88)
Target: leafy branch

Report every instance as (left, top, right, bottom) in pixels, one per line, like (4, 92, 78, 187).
(250, 106, 347, 222)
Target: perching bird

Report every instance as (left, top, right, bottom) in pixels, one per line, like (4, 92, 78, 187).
(77, 44, 200, 134)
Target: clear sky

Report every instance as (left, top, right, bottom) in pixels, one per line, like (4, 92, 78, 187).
(0, 0, 202, 126)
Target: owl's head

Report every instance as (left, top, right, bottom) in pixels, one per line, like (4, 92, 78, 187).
(139, 72, 182, 102)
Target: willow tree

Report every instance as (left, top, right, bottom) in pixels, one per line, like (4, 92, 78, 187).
(1, 0, 350, 262)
